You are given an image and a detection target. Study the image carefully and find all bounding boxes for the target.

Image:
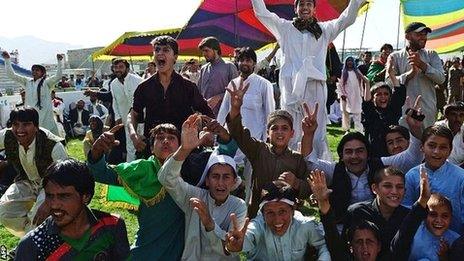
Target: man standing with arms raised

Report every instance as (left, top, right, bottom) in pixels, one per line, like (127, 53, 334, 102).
(251, 0, 367, 160)
(2, 51, 63, 136)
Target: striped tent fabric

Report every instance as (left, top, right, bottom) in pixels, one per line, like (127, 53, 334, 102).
(402, 0, 464, 53)
(93, 0, 370, 60)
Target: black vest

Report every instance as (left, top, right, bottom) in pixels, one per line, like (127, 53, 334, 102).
(329, 158, 385, 223)
(4, 129, 61, 181)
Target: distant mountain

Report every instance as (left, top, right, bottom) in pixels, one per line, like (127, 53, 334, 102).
(0, 35, 82, 69)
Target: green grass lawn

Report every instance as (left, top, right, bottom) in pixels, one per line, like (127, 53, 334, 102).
(0, 125, 344, 251)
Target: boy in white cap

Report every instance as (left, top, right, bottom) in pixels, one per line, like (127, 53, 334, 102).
(158, 114, 247, 260)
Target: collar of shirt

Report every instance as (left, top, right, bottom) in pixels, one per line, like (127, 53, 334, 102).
(211, 57, 224, 66)
(423, 162, 449, 177)
(268, 144, 293, 156)
(19, 137, 36, 152)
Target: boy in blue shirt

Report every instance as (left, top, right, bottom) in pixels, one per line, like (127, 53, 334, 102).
(392, 166, 460, 260)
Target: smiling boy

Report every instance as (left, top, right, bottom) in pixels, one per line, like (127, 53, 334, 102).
(403, 125, 464, 234)
(226, 81, 311, 217)
(158, 114, 246, 260)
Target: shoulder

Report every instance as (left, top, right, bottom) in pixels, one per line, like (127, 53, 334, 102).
(347, 200, 372, 213)
(405, 165, 420, 178)
(445, 162, 464, 178)
(92, 209, 125, 226)
(251, 74, 272, 86)
(229, 195, 247, 210)
(174, 72, 198, 89)
(40, 127, 63, 143)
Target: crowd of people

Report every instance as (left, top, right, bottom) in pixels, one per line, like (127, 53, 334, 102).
(0, 0, 464, 260)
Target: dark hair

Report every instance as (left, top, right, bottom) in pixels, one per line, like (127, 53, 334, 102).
(385, 125, 410, 141)
(112, 58, 130, 69)
(149, 123, 180, 146)
(9, 107, 39, 127)
(151, 36, 179, 55)
(260, 180, 297, 211)
(237, 47, 257, 63)
(147, 61, 156, 67)
(370, 82, 392, 96)
(198, 37, 221, 55)
(337, 132, 370, 159)
(294, 0, 316, 7)
(347, 220, 381, 243)
(42, 159, 95, 202)
(444, 101, 464, 116)
(421, 125, 453, 149)
(428, 193, 453, 214)
(267, 110, 293, 130)
(380, 43, 394, 52)
(363, 51, 372, 56)
(373, 166, 404, 185)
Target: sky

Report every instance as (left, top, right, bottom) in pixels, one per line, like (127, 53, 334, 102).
(0, 0, 402, 50)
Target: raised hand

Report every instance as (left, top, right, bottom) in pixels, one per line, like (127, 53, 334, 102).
(91, 124, 124, 161)
(201, 115, 231, 142)
(437, 238, 449, 260)
(190, 198, 215, 231)
(180, 114, 203, 151)
(308, 169, 332, 215)
(278, 171, 299, 190)
(301, 102, 319, 135)
(225, 213, 250, 253)
(418, 165, 431, 208)
(405, 95, 424, 138)
(407, 51, 427, 72)
(1, 51, 10, 59)
(226, 78, 250, 118)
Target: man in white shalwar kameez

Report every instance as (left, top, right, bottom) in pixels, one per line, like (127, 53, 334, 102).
(2, 51, 63, 136)
(252, 0, 367, 160)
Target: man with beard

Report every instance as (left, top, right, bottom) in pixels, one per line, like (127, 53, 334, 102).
(197, 36, 238, 115)
(2, 51, 63, 136)
(251, 0, 367, 160)
(69, 100, 90, 137)
(0, 108, 67, 237)
(217, 47, 275, 203)
(127, 36, 213, 157)
(390, 22, 446, 128)
(14, 159, 129, 260)
(111, 58, 143, 161)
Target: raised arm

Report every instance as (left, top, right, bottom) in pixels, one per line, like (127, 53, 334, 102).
(323, 0, 367, 42)
(251, 0, 285, 40)
(2, 51, 28, 86)
(46, 54, 63, 88)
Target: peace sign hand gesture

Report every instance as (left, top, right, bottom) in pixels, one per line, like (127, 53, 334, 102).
(301, 102, 319, 135)
(225, 213, 250, 253)
(227, 78, 250, 119)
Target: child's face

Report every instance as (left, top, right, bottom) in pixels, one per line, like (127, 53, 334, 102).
(267, 118, 294, 150)
(205, 164, 236, 205)
(426, 204, 452, 237)
(421, 135, 451, 170)
(371, 175, 404, 209)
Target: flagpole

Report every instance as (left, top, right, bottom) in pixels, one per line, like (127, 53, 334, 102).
(396, 1, 402, 49)
(359, 3, 369, 54)
(341, 29, 347, 61)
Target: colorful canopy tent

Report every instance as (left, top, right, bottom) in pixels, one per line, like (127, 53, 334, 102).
(92, 0, 371, 60)
(401, 0, 464, 54)
(177, 0, 371, 56)
(91, 28, 181, 61)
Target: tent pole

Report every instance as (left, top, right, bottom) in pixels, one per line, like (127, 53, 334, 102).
(396, 2, 402, 50)
(359, 3, 369, 55)
(341, 29, 347, 61)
